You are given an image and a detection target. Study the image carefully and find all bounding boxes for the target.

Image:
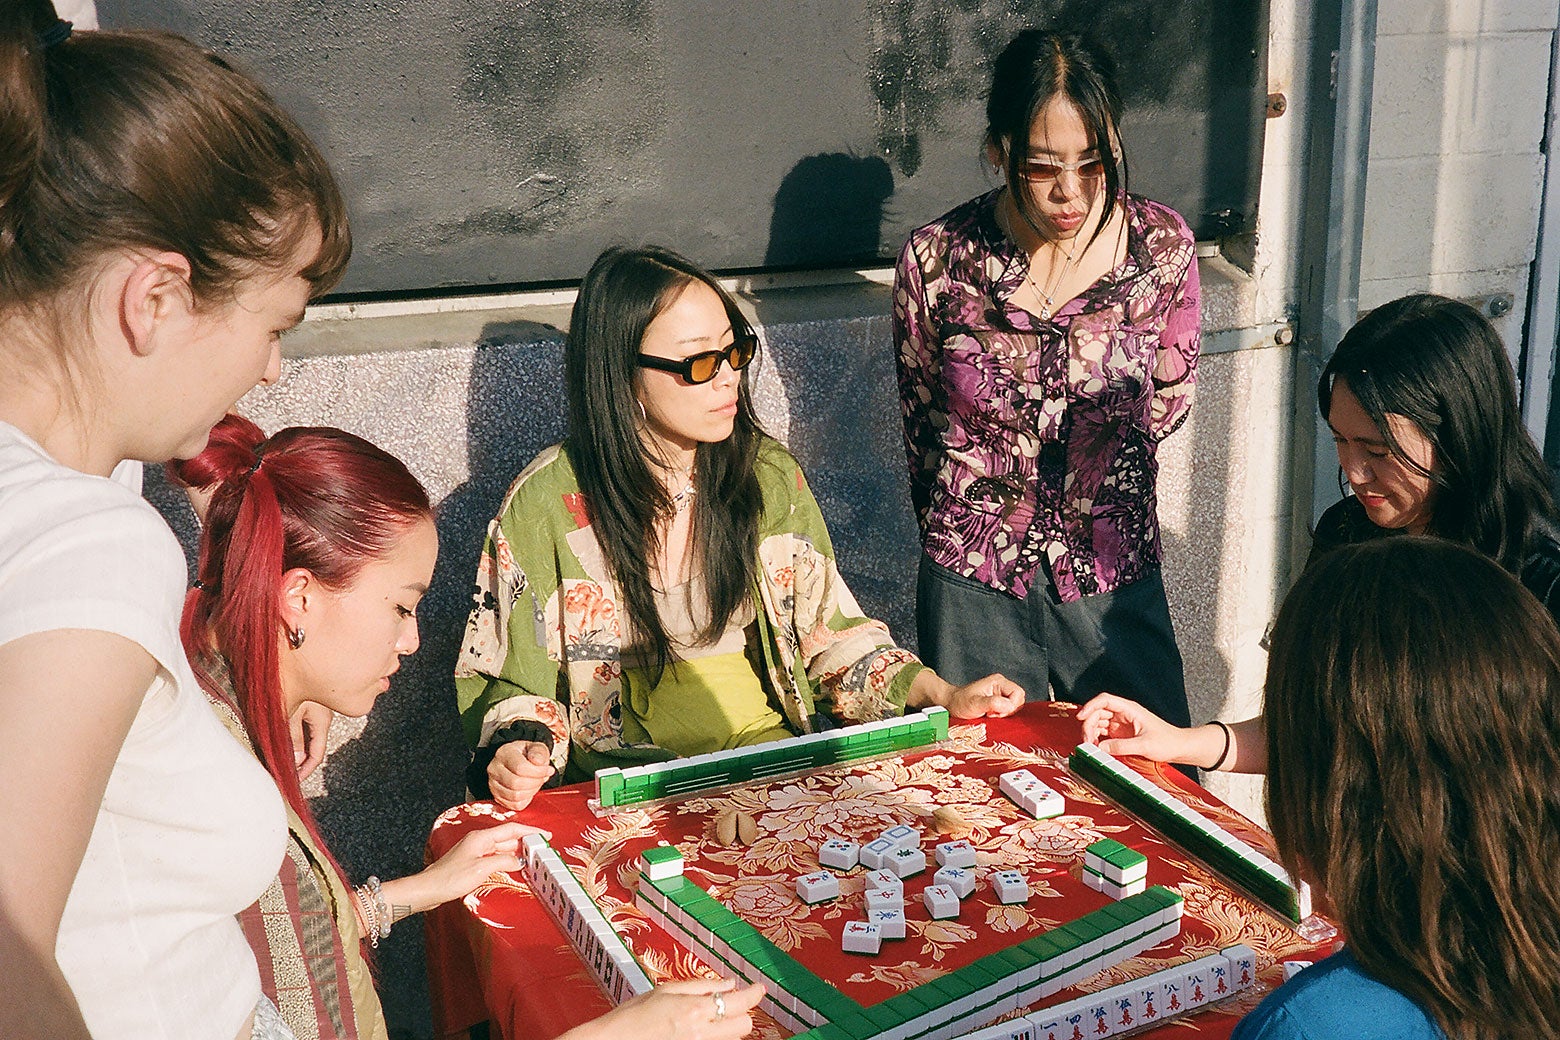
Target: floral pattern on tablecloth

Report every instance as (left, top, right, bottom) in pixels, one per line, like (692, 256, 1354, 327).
(429, 704, 1338, 1040)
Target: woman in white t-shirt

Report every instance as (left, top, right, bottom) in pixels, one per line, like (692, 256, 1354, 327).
(0, 3, 352, 1038)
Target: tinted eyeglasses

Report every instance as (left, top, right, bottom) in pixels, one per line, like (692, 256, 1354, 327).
(636, 335, 759, 385)
(1015, 154, 1110, 183)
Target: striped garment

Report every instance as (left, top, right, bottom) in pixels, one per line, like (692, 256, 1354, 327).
(207, 682, 388, 1040)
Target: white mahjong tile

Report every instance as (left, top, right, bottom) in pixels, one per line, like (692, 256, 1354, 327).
(864, 887, 903, 912)
(795, 870, 840, 904)
(1221, 943, 1258, 990)
(922, 883, 959, 919)
(935, 839, 978, 868)
(870, 906, 907, 940)
(864, 868, 903, 895)
(889, 845, 927, 878)
(992, 870, 1030, 904)
(841, 919, 882, 955)
(933, 865, 976, 898)
(819, 837, 860, 871)
(860, 836, 898, 870)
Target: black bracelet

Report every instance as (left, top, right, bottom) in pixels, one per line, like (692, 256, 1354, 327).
(1208, 720, 1233, 771)
(465, 719, 559, 800)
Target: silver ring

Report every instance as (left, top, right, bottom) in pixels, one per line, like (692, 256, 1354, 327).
(712, 991, 727, 1021)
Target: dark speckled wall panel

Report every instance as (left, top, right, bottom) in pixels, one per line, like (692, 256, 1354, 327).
(99, 0, 1265, 296)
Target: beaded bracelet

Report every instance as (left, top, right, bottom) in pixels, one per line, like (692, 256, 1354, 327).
(353, 884, 381, 948)
(364, 875, 392, 941)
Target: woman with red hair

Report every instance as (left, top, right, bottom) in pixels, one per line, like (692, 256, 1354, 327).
(173, 414, 762, 1040)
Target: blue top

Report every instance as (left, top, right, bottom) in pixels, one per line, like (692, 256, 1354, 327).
(1232, 949, 1445, 1040)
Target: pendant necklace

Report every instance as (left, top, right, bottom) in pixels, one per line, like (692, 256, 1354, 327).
(664, 466, 696, 512)
(1000, 192, 1081, 321)
(670, 481, 696, 512)
(1028, 240, 1078, 320)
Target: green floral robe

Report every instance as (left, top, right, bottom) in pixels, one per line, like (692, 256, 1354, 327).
(454, 438, 926, 779)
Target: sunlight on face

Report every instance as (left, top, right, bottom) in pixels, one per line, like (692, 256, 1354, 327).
(1328, 379, 1437, 534)
(284, 517, 438, 717)
(634, 280, 742, 465)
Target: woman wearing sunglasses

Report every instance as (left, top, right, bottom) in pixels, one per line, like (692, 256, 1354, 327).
(894, 29, 1199, 728)
(456, 246, 1022, 810)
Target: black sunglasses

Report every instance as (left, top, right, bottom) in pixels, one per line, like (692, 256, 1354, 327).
(636, 335, 759, 385)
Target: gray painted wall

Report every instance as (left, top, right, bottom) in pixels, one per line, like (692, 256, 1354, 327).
(100, 0, 1265, 295)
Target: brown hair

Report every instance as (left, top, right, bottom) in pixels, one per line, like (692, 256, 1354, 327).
(1265, 537, 1560, 1039)
(0, 0, 350, 324)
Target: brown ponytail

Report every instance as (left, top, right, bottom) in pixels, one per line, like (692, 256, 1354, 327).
(0, 1, 54, 227)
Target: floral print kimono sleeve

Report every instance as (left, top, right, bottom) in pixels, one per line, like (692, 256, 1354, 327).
(893, 234, 945, 532)
(1148, 227, 1200, 441)
(755, 447, 926, 724)
(454, 460, 574, 770)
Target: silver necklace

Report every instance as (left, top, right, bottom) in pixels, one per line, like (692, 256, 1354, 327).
(1027, 241, 1078, 320)
(999, 193, 1080, 320)
(662, 466, 696, 512)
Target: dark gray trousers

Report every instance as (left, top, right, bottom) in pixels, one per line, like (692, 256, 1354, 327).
(915, 555, 1191, 728)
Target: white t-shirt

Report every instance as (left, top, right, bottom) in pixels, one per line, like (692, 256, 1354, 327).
(0, 422, 287, 1040)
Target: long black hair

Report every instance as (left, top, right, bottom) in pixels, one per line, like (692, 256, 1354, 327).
(564, 246, 765, 679)
(1319, 293, 1556, 571)
(985, 29, 1125, 249)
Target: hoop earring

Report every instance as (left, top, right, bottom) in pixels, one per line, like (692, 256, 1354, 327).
(287, 626, 306, 650)
(636, 399, 647, 424)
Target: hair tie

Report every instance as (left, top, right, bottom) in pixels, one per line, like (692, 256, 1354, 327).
(192, 579, 209, 592)
(37, 19, 72, 49)
(247, 454, 263, 476)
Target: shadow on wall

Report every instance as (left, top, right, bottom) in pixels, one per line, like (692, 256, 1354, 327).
(750, 153, 923, 649)
(764, 153, 895, 269)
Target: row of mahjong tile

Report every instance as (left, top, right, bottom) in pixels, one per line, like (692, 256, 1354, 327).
(637, 847, 1192, 1040)
(597, 707, 950, 807)
(639, 848, 1185, 1040)
(520, 834, 653, 1003)
(792, 888, 1190, 1040)
(1067, 744, 1311, 921)
(635, 870, 852, 1030)
(951, 942, 1259, 1040)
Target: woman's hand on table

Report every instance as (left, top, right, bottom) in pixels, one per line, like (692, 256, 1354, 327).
(560, 978, 765, 1040)
(383, 821, 545, 917)
(907, 669, 1025, 719)
(488, 739, 555, 811)
(1076, 693, 1195, 761)
(1076, 694, 1267, 772)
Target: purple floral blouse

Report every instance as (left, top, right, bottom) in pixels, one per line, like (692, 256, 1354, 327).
(894, 189, 1200, 603)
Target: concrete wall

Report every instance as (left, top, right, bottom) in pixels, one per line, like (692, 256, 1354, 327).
(1358, 0, 1557, 360)
(98, 0, 1266, 293)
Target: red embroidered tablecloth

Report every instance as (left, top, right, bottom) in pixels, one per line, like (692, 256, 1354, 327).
(425, 703, 1335, 1040)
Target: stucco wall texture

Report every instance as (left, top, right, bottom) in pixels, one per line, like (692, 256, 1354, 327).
(144, 278, 1292, 1036)
(98, 0, 1264, 294)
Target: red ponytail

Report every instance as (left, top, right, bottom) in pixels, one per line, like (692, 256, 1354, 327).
(171, 414, 431, 904)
